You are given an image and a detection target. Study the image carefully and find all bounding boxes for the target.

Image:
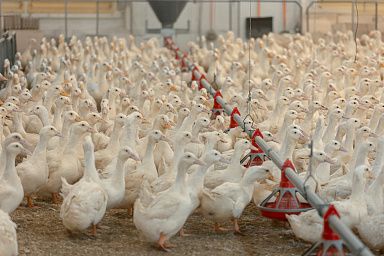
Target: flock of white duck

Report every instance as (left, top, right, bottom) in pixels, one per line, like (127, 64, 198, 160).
(0, 29, 383, 254)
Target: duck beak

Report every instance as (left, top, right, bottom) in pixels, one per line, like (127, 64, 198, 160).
(320, 105, 328, 111)
(87, 127, 97, 133)
(160, 135, 171, 143)
(55, 132, 63, 138)
(20, 140, 34, 152)
(370, 132, 378, 138)
(193, 159, 206, 166)
(162, 122, 173, 129)
(22, 148, 33, 156)
(250, 145, 259, 151)
(339, 146, 348, 152)
(75, 116, 82, 122)
(191, 137, 200, 143)
(132, 152, 141, 161)
(60, 90, 70, 97)
(141, 118, 150, 124)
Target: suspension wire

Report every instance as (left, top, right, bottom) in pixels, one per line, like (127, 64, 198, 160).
(303, 0, 318, 196)
(354, 0, 359, 63)
(242, 0, 254, 131)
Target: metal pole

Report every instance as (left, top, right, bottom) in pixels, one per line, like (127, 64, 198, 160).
(351, 1, 355, 35)
(375, 1, 378, 30)
(168, 44, 374, 256)
(237, 0, 241, 38)
(64, 0, 68, 40)
(229, 0, 232, 31)
(96, 0, 100, 36)
(0, 0, 2, 33)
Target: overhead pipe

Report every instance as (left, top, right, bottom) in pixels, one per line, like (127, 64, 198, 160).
(165, 38, 374, 256)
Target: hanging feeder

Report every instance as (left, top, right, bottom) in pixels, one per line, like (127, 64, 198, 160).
(241, 129, 268, 167)
(258, 159, 312, 221)
(191, 66, 200, 82)
(197, 74, 206, 91)
(229, 107, 241, 129)
(302, 205, 351, 256)
(210, 90, 224, 120)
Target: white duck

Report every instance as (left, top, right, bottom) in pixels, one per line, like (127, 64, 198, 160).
(200, 166, 271, 233)
(0, 209, 17, 256)
(60, 136, 108, 235)
(0, 142, 31, 213)
(133, 152, 204, 251)
(100, 146, 140, 209)
(204, 139, 256, 189)
(42, 121, 95, 203)
(17, 126, 61, 208)
(118, 130, 169, 211)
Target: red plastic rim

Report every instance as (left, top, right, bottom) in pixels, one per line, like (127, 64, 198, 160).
(258, 202, 312, 221)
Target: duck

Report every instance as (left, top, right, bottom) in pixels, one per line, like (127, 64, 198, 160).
(118, 130, 169, 211)
(204, 139, 256, 189)
(60, 136, 108, 235)
(0, 209, 17, 256)
(0, 142, 31, 213)
(133, 152, 204, 251)
(41, 121, 95, 203)
(200, 166, 271, 233)
(17, 126, 61, 208)
(94, 113, 127, 169)
(100, 146, 140, 209)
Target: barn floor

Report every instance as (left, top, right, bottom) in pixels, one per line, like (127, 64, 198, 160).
(11, 199, 313, 256)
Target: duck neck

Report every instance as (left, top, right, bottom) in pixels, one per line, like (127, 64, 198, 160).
(172, 162, 188, 193)
(351, 145, 369, 170)
(13, 112, 27, 137)
(64, 130, 83, 154)
(322, 116, 338, 142)
(350, 173, 366, 203)
(2, 151, 18, 182)
(52, 105, 64, 128)
(111, 156, 126, 184)
(280, 136, 296, 160)
(343, 127, 356, 152)
(121, 123, 138, 149)
(39, 110, 50, 126)
(188, 163, 210, 192)
(32, 134, 49, 159)
(191, 123, 202, 138)
(84, 147, 99, 183)
(369, 108, 381, 130)
(107, 122, 122, 151)
(142, 138, 156, 172)
(372, 142, 384, 177)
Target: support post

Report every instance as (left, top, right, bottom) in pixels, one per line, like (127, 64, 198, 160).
(96, 0, 100, 36)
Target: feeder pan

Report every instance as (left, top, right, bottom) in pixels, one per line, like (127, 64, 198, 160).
(241, 129, 269, 167)
(210, 90, 224, 120)
(206, 30, 218, 42)
(302, 205, 351, 256)
(258, 159, 312, 221)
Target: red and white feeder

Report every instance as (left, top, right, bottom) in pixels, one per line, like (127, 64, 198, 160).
(258, 159, 312, 221)
(210, 91, 224, 120)
(302, 204, 351, 255)
(241, 129, 268, 167)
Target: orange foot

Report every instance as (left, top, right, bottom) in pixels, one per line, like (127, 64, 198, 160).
(214, 223, 230, 232)
(157, 233, 176, 252)
(91, 224, 97, 236)
(233, 219, 245, 236)
(52, 193, 61, 204)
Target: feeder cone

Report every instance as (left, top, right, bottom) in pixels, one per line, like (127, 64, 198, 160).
(210, 91, 224, 120)
(229, 107, 241, 128)
(302, 205, 351, 256)
(258, 159, 312, 221)
(241, 129, 268, 167)
(191, 66, 200, 82)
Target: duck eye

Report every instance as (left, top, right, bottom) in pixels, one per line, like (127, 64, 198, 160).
(320, 153, 323, 156)
(70, 113, 73, 115)
(16, 145, 19, 148)
(81, 124, 85, 126)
